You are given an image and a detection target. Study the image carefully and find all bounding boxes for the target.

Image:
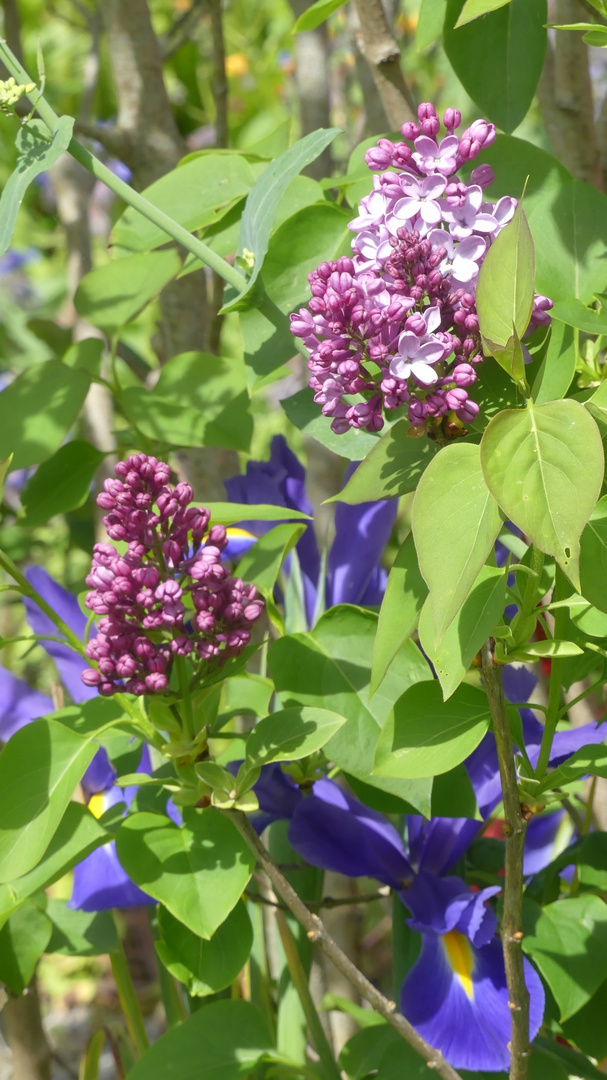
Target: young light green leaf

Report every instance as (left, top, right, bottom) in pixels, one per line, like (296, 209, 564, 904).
(245, 706, 346, 767)
(523, 896, 607, 1020)
(373, 681, 490, 779)
(125, 1000, 273, 1080)
(455, 0, 512, 26)
(580, 495, 607, 612)
(20, 440, 106, 526)
(416, 0, 448, 50)
(0, 455, 13, 504)
(370, 533, 428, 697)
(202, 502, 310, 525)
(551, 299, 607, 336)
(0, 117, 75, 257)
(444, 0, 547, 134)
(418, 564, 507, 699)
(237, 522, 306, 593)
(156, 902, 253, 997)
(0, 361, 90, 470)
(583, 27, 607, 44)
(224, 128, 340, 311)
(326, 420, 436, 503)
(537, 742, 607, 794)
(115, 809, 255, 940)
(293, 0, 348, 32)
(507, 639, 584, 662)
(75, 250, 181, 333)
(0, 720, 97, 883)
(412, 443, 502, 644)
(475, 203, 535, 383)
(480, 399, 604, 587)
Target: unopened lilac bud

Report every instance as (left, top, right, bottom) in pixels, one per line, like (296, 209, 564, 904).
(82, 668, 101, 686)
(417, 102, 437, 122)
(421, 116, 440, 138)
(470, 163, 494, 188)
(365, 144, 393, 170)
(401, 121, 420, 141)
(445, 387, 469, 410)
(451, 363, 476, 387)
(443, 108, 461, 133)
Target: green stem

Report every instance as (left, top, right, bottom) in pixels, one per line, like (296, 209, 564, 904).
(174, 655, 195, 740)
(0, 39, 302, 352)
(0, 547, 86, 656)
(534, 607, 566, 782)
(110, 918, 149, 1059)
(275, 910, 341, 1080)
(519, 547, 544, 618)
(148, 911, 187, 1028)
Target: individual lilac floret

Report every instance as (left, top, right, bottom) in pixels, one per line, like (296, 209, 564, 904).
(290, 101, 552, 435)
(81, 453, 264, 697)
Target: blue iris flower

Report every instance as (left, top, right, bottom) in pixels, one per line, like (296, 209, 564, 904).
(224, 435, 397, 626)
(254, 772, 545, 1072)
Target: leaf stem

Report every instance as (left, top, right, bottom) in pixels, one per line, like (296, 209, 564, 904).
(480, 641, 530, 1080)
(226, 810, 464, 1080)
(110, 916, 149, 1059)
(275, 910, 341, 1080)
(534, 605, 567, 782)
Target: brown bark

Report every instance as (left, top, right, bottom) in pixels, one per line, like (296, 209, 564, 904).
(2, 983, 52, 1080)
(352, 0, 415, 131)
(288, 0, 333, 179)
(537, 1, 604, 189)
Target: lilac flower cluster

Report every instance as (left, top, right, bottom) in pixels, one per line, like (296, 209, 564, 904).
(291, 103, 552, 433)
(81, 454, 264, 697)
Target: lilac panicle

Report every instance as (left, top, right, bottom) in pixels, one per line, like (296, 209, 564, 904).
(81, 453, 264, 697)
(290, 101, 552, 435)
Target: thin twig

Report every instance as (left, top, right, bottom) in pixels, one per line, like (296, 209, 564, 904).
(481, 641, 529, 1080)
(228, 810, 463, 1080)
(246, 887, 389, 910)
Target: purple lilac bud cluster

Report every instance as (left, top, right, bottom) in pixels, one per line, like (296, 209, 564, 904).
(81, 454, 264, 697)
(290, 103, 553, 433)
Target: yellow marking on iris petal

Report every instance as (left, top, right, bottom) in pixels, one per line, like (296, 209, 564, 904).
(225, 527, 257, 541)
(88, 793, 106, 819)
(442, 931, 475, 1000)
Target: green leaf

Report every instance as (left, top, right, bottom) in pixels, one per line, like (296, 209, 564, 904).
(121, 352, 252, 453)
(531, 321, 576, 404)
(0, 720, 97, 883)
(45, 899, 118, 956)
(281, 387, 384, 461)
(124, 1000, 272, 1080)
(0, 455, 13, 503)
(293, 0, 348, 32)
(263, 202, 351, 313)
(455, 0, 512, 26)
(551, 298, 607, 336)
(416, 0, 448, 51)
(583, 27, 607, 44)
(156, 901, 253, 996)
(269, 605, 434, 815)
(483, 136, 607, 306)
(340, 1025, 427, 1080)
(444, 0, 547, 133)
(475, 204, 535, 383)
(412, 443, 502, 644)
(115, 809, 255, 939)
(481, 399, 604, 587)
(245, 706, 346, 767)
(236, 522, 305, 593)
(561, 979, 607, 1063)
(585, 382, 607, 440)
(507, 639, 584, 662)
(523, 896, 607, 1019)
(0, 899, 52, 993)
(62, 338, 104, 376)
(418, 564, 506, 699)
(327, 421, 437, 503)
(74, 250, 181, 334)
(112, 153, 257, 254)
(537, 742, 607, 794)
(204, 502, 310, 525)
(373, 681, 490, 779)
(20, 440, 106, 526)
(533, 1038, 605, 1080)
(80, 1031, 106, 1080)
(0, 360, 90, 470)
(370, 533, 428, 697)
(0, 803, 109, 930)
(580, 495, 607, 612)
(0, 117, 75, 257)
(226, 128, 340, 311)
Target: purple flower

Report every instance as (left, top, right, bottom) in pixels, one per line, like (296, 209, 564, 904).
(82, 454, 265, 696)
(412, 134, 460, 176)
(0, 665, 53, 742)
(23, 567, 97, 704)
